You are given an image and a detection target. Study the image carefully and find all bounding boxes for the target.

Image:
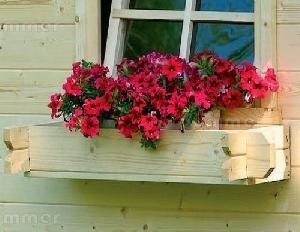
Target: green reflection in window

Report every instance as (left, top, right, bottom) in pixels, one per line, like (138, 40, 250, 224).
(197, 0, 254, 12)
(124, 20, 183, 60)
(129, 0, 186, 10)
(191, 23, 254, 64)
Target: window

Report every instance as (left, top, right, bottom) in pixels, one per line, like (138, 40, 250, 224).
(103, 0, 276, 74)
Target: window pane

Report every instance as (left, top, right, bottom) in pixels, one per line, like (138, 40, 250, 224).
(191, 23, 254, 64)
(197, 0, 254, 12)
(124, 20, 183, 60)
(129, 0, 186, 10)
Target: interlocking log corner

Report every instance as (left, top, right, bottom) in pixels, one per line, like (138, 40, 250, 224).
(3, 121, 290, 185)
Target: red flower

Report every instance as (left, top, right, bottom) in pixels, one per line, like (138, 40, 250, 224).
(167, 92, 188, 120)
(63, 76, 82, 96)
(144, 126, 160, 140)
(161, 57, 183, 81)
(72, 62, 82, 76)
(66, 115, 79, 130)
(81, 116, 100, 137)
(220, 89, 243, 109)
(48, 94, 62, 118)
(118, 114, 139, 138)
(83, 98, 102, 116)
(140, 114, 159, 131)
(249, 78, 269, 99)
(194, 91, 211, 110)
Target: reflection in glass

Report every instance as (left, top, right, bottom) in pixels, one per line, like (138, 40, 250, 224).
(197, 0, 254, 12)
(124, 20, 183, 60)
(129, 0, 186, 10)
(191, 23, 254, 64)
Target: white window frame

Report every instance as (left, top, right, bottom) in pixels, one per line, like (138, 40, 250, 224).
(76, 0, 277, 108)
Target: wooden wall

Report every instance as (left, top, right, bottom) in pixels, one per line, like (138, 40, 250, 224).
(1, 0, 300, 231)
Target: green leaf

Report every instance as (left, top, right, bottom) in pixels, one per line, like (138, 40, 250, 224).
(118, 99, 133, 114)
(184, 105, 198, 126)
(81, 60, 94, 69)
(140, 137, 158, 150)
(197, 57, 214, 76)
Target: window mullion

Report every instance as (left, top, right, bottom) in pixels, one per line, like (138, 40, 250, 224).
(111, 9, 184, 20)
(104, 0, 130, 75)
(191, 11, 254, 22)
(180, 0, 197, 59)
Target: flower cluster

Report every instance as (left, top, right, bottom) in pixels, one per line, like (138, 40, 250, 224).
(49, 52, 279, 149)
(183, 52, 279, 124)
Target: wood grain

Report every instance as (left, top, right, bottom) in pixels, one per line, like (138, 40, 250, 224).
(0, 0, 74, 24)
(277, 0, 300, 24)
(221, 108, 282, 125)
(278, 72, 300, 119)
(0, 70, 68, 114)
(2, 203, 300, 231)
(0, 25, 75, 69)
(278, 24, 300, 71)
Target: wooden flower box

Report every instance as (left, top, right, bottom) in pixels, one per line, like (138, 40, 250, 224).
(3, 108, 290, 185)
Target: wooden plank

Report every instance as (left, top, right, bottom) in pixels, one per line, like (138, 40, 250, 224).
(111, 9, 184, 20)
(286, 120, 300, 166)
(255, 0, 278, 108)
(278, 72, 300, 119)
(278, 25, 300, 71)
(0, 0, 74, 24)
(191, 11, 254, 22)
(277, 0, 300, 24)
(0, 70, 67, 114)
(221, 108, 282, 125)
(253, 149, 290, 184)
(5, 149, 30, 174)
(3, 126, 28, 150)
(2, 203, 300, 231)
(0, 25, 75, 69)
(28, 126, 237, 183)
(222, 156, 247, 181)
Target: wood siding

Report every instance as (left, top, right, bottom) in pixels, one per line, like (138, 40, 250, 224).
(0, 0, 300, 231)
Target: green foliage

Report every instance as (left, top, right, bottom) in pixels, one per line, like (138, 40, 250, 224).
(61, 95, 82, 117)
(84, 83, 102, 99)
(184, 105, 199, 126)
(118, 99, 133, 114)
(140, 137, 157, 150)
(196, 57, 214, 76)
(81, 60, 93, 69)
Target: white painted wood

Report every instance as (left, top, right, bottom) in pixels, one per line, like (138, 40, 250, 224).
(112, 9, 184, 20)
(104, 0, 130, 74)
(191, 11, 254, 22)
(179, 0, 196, 59)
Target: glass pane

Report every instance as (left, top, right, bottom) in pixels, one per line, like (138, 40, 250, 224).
(129, 0, 186, 10)
(191, 23, 254, 64)
(124, 20, 183, 60)
(197, 0, 254, 12)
